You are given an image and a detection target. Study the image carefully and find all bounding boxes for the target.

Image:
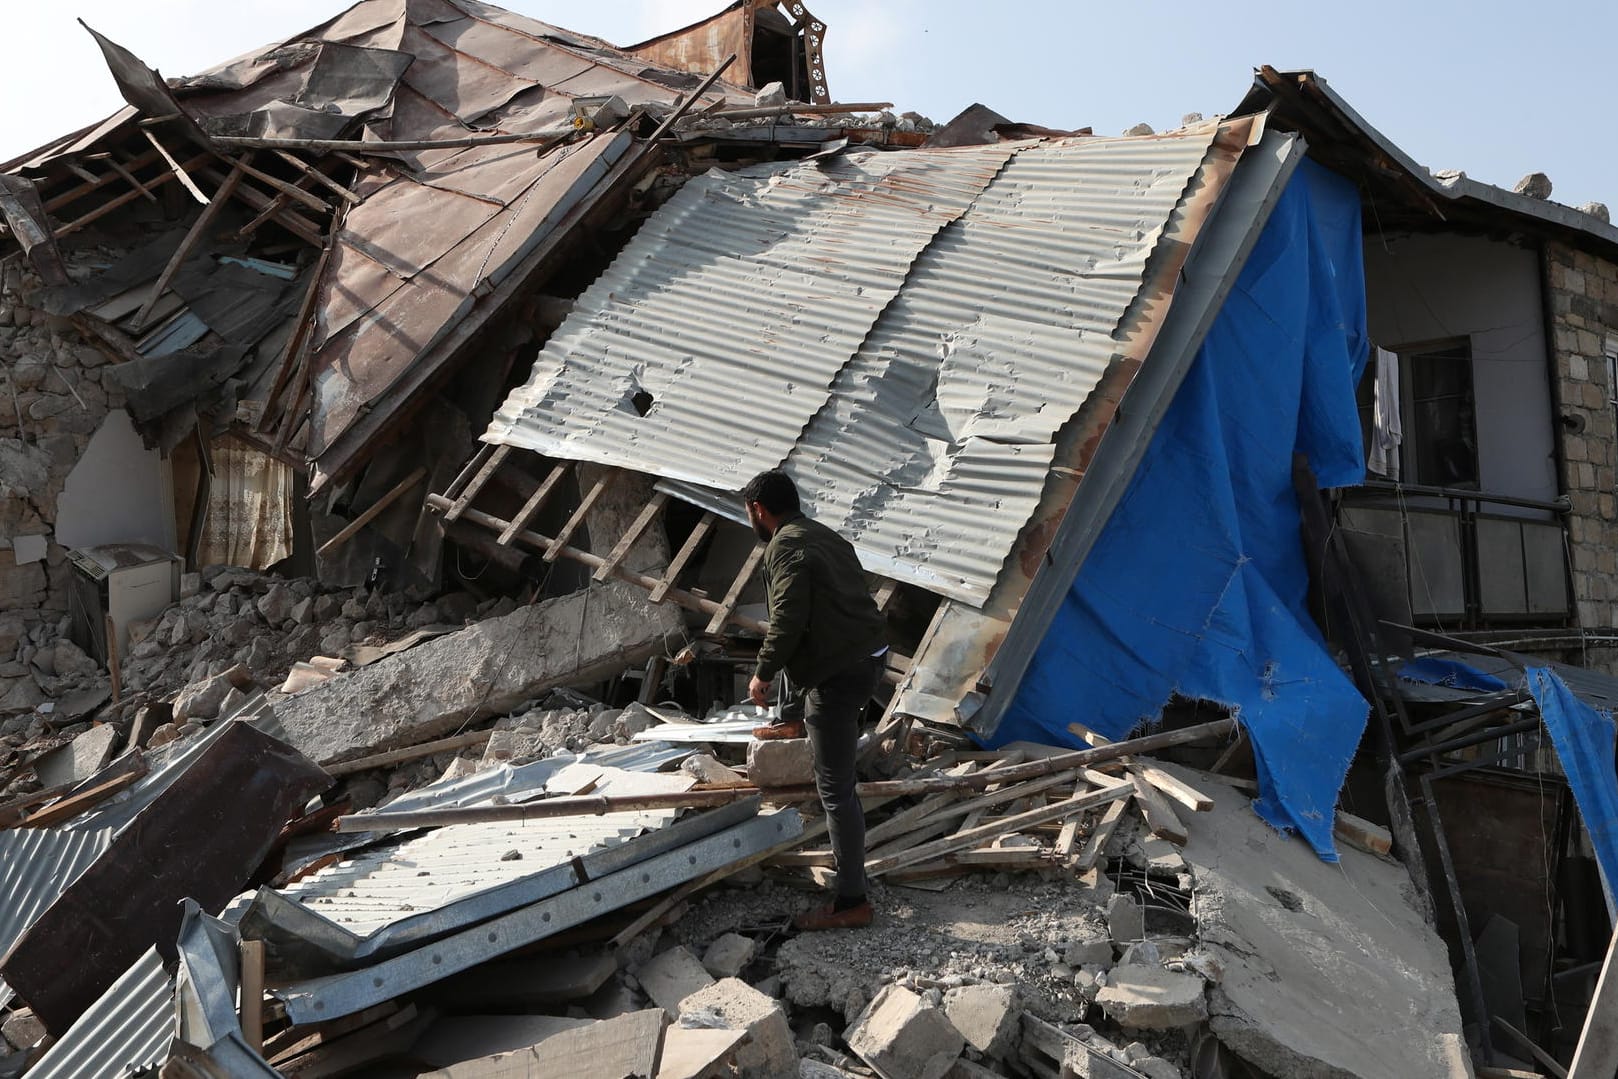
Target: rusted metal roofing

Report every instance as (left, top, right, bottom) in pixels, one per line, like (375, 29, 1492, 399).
(485, 131, 1230, 605)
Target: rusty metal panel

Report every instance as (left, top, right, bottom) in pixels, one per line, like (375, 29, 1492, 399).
(628, 5, 754, 88)
(0, 723, 328, 1034)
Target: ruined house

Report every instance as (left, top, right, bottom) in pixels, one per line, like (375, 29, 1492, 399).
(3, 2, 1618, 1077)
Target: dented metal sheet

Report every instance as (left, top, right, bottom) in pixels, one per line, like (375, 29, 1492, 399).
(485, 143, 1021, 493)
(487, 132, 1229, 604)
(0, 827, 116, 1011)
(25, 948, 174, 1079)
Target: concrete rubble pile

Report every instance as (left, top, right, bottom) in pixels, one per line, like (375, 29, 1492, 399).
(0, 587, 1472, 1079)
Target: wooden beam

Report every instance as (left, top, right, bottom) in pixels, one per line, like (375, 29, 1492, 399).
(594, 491, 668, 582)
(197, 165, 325, 246)
(271, 151, 362, 204)
(130, 155, 250, 332)
(498, 462, 571, 546)
(214, 128, 577, 154)
(105, 156, 158, 203)
(317, 466, 428, 557)
(1128, 771, 1188, 845)
(1073, 797, 1128, 871)
(213, 151, 331, 214)
(704, 543, 765, 635)
(258, 241, 330, 430)
(326, 728, 494, 777)
(240, 939, 265, 1055)
(20, 763, 149, 828)
(650, 511, 714, 604)
(444, 445, 511, 524)
(42, 146, 162, 212)
(143, 129, 208, 204)
(1132, 764, 1214, 813)
(54, 152, 211, 237)
(544, 470, 613, 562)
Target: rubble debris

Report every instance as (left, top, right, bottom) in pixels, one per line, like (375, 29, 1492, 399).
(846, 983, 966, 1079)
(271, 582, 682, 765)
(700, 932, 757, 979)
(942, 983, 1021, 1060)
(1514, 172, 1553, 199)
(640, 945, 719, 1014)
(657, 1024, 749, 1079)
(1096, 966, 1209, 1029)
(747, 737, 816, 787)
(28, 722, 117, 787)
(679, 977, 798, 1079)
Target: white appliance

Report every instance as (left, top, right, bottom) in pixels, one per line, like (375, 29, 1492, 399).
(66, 543, 183, 663)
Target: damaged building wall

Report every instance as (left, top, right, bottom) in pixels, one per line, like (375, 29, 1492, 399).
(0, 261, 129, 624)
(1546, 240, 1618, 650)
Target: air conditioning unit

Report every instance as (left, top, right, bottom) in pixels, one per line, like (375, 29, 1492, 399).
(66, 544, 183, 665)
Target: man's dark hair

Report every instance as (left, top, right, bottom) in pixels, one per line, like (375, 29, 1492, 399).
(743, 469, 800, 515)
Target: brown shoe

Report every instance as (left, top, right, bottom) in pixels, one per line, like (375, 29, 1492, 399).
(793, 900, 874, 931)
(752, 718, 805, 740)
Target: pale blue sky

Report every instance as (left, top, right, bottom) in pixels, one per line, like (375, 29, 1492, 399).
(2, 1, 1614, 209)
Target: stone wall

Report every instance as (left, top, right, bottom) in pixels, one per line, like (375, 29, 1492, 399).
(1546, 241, 1618, 631)
(0, 259, 122, 633)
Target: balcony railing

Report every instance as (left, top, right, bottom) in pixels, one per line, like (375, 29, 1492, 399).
(1338, 482, 1572, 629)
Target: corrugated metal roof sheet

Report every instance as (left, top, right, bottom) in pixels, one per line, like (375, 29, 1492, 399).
(485, 132, 1223, 604)
(26, 948, 174, 1079)
(0, 827, 116, 1011)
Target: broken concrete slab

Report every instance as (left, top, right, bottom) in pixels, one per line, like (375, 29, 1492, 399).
(942, 983, 1019, 1060)
(656, 1024, 748, 1079)
(640, 945, 718, 1014)
(0, 1010, 44, 1051)
(682, 753, 751, 788)
(426, 951, 618, 1010)
(701, 933, 756, 979)
(846, 984, 964, 1079)
(1095, 966, 1207, 1029)
(1105, 893, 1143, 950)
(424, 1009, 666, 1079)
(748, 738, 815, 788)
(680, 977, 798, 1079)
(271, 581, 682, 765)
(1162, 763, 1470, 1079)
(31, 722, 118, 787)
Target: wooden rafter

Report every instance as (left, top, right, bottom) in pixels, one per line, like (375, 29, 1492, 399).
(649, 511, 714, 604)
(130, 154, 251, 332)
(498, 462, 572, 546)
(444, 445, 512, 524)
(593, 491, 668, 582)
(142, 129, 208, 204)
(271, 151, 362, 205)
(703, 542, 764, 635)
(544, 470, 613, 562)
(53, 152, 211, 238)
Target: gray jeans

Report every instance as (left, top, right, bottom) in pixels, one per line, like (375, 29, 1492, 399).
(803, 654, 884, 900)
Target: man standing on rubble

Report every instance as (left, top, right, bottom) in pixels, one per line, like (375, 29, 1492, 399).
(744, 469, 887, 931)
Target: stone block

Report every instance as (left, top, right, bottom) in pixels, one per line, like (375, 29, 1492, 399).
(680, 977, 797, 1079)
(1095, 967, 1207, 1029)
(702, 933, 757, 979)
(845, 984, 964, 1079)
(171, 664, 252, 723)
(1106, 893, 1144, 949)
(638, 945, 716, 1014)
(1063, 929, 1113, 968)
(942, 983, 1019, 1060)
(748, 737, 815, 788)
(32, 722, 120, 787)
(1, 1008, 45, 1050)
(682, 753, 751, 788)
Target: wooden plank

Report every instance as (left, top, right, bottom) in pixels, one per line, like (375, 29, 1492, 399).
(1128, 771, 1189, 845)
(42, 146, 163, 212)
(131, 155, 250, 332)
(441, 442, 494, 504)
(866, 783, 1131, 877)
(703, 543, 765, 636)
(278, 1003, 430, 1079)
(143, 129, 208, 204)
(873, 580, 899, 611)
(105, 156, 158, 203)
(1055, 817, 1081, 858)
(271, 150, 362, 204)
(264, 1002, 400, 1063)
(316, 466, 428, 556)
(1568, 920, 1618, 1077)
(55, 152, 211, 237)
(326, 728, 494, 777)
(1133, 764, 1214, 813)
(240, 939, 265, 1055)
(1334, 809, 1393, 857)
(105, 612, 122, 704)
(215, 151, 332, 214)
(649, 511, 715, 603)
(543, 468, 611, 561)
(21, 761, 149, 828)
(498, 462, 571, 546)
(443, 445, 511, 524)
(594, 491, 668, 582)
(1073, 797, 1128, 871)
(258, 238, 331, 430)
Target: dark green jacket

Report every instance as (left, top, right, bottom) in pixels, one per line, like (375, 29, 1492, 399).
(754, 512, 887, 688)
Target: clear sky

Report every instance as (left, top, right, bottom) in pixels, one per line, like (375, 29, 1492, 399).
(2, 0, 1614, 210)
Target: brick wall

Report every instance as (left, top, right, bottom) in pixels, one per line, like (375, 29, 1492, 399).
(1546, 240, 1618, 630)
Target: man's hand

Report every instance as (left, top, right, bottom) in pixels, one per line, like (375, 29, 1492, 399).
(748, 675, 772, 708)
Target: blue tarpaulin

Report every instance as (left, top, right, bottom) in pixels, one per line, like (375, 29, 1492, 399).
(990, 160, 1371, 860)
(1527, 667, 1618, 886)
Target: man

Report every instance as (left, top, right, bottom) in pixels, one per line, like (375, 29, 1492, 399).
(743, 469, 887, 931)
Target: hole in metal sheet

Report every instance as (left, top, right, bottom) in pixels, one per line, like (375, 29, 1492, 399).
(543, 912, 552, 922)
(488, 932, 497, 942)
(432, 954, 442, 965)
(630, 389, 654, 416)
(641, 873, 650, 883)
(372, 978, 383, 988)
(593, 891, 602, 902)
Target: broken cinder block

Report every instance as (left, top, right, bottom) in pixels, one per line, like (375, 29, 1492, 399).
(678, 978, 798, 1079)
(701, 933, 756, 980)
(747, 738, 815, 788)
(846, 984, 965, 1079)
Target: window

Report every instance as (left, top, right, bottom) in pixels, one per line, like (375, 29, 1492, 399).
(1406, 340, 1477, 488)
